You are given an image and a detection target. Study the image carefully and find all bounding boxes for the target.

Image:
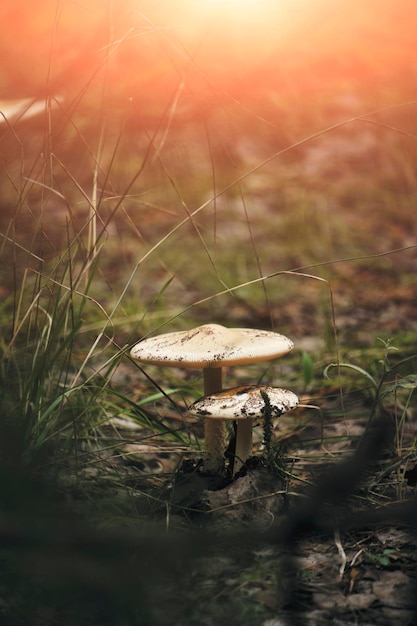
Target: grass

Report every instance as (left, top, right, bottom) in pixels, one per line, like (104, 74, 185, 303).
(1, 2, 417, 623)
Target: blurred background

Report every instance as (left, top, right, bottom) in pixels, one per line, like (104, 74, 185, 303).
(1, 0, 416, 335)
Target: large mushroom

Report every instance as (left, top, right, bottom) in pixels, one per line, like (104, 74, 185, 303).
(189, 385, 299, 474)
(130, 323, 293, 472)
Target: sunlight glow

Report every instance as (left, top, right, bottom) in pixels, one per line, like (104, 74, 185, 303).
(2, 0, 414, 118)
(203, 0, 268, 9)
(170, 0, 312, 66)
(192, 0, 293, 20)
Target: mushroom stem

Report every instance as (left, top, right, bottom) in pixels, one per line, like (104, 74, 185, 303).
(203, 368, 225, 472)
(203, 368, 223, 396)
(233, 418, 255, 475)
(204, 417, 227, 472)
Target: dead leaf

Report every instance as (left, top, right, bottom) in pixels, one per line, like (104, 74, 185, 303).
(372, 570, 415, 609)
(314, 591, 376, 611)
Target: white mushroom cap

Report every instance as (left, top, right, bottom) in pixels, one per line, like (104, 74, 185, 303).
(189, 385, 299, 475)
(130, 323, 293, 368)
(189, 385, 299, 419)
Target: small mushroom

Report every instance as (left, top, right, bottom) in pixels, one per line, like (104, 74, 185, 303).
(189, 385, 299, 474)
(130, 323, 293, 472)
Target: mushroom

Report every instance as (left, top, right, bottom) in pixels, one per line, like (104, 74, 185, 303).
(189, 385, 299, 474)
(130, 323, 293, 472)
